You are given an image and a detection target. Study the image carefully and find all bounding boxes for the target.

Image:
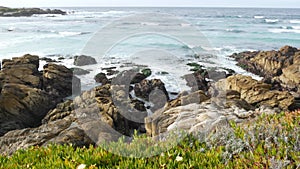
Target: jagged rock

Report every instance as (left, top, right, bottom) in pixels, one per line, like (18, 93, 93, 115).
(164, 90, 210, 111)
(74, 55, 97, 66)
(0, 55, 80, 137)
(71, 67, 90, 75)
(214, 74, 294, 110)
(0, 83, 149, 155)
(0, 54, 41, 88)
(184, 69, 209, 92)
(40, 57, 59, 63)
(0, 84, 59, 136)
(134, 79, 169, 100)
(43, 63, 81, 97)
(131, 73, 147, 84)
(230, 46, 296, 77)
(94, 73, 110, 84)
(134, 79, 169, 111)
(145, 94, 256, 137)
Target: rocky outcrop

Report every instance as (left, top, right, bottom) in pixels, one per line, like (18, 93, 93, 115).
(0, 54, 80, 136)
(0, 6, 66, 17)
(213, 74, 294, 110)
(0, 90, 91, 155)
(145, 89, 261, 137)
(278, 51, 300, 92)
(74, 55, 97, 66)
(0, 83, 148, 155)
(43, 63, 81, 97)
(184, 67, 231, 92)
(230, 46, 300, 92)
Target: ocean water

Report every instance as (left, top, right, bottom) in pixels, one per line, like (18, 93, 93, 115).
(0, 7, 300, 92)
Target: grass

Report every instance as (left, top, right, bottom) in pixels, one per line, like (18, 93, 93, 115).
(0, 110, 299, 168)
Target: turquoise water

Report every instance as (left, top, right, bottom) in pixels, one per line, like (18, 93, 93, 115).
(0, 7, 299, 59)
(0, 7, 299, 91)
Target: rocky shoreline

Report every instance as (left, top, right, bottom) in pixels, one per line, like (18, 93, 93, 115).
(0, 6, 66, 17)
(0, 46, 299, 155)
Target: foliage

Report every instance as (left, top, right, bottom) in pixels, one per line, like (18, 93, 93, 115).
(0, 110, 299, 168)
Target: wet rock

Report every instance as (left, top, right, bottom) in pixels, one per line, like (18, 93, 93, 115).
(40, 57, 59, 63)
(134, 79, 169, 111)
(94, 72, 110, 85)
(74, 55, 97, 66)
(71, 67, 90, 75)
(184, 69, 209, 92)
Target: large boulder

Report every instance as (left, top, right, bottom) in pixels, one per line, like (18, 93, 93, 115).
(134, 79, 169, 111)
(94, 73, 110, 84)
(74, 55, 97, 66)
(0, 54, 41, 89)
(43, 63, 81, 97)
(145, 90, 259, 137)
(214, 74, 294, 110)
(0, 55, 80, 136)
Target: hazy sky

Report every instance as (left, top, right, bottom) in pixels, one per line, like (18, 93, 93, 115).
(1, 0, 299, 8)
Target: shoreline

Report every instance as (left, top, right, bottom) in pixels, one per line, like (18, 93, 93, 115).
(0, 45, 299, 155)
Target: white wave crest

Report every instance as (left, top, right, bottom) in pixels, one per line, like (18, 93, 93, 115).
(254, 16, 264, 19)
(290, 20, 300, 24)
(268, 28, 300, 34)
(265, 19, 279, 23)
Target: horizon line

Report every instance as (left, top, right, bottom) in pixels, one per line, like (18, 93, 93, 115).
(2, 6, 300, 9)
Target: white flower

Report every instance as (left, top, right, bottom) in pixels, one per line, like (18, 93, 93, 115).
(77, 164, 87, 169)
(175, 156, 183, 162)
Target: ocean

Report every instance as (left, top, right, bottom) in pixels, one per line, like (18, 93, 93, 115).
(0, 7, 300, 92)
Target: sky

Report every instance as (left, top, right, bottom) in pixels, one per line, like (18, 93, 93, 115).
(0, 0, 299, 8)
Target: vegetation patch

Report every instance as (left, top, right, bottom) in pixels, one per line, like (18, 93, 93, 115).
(0, 110, 299, 168)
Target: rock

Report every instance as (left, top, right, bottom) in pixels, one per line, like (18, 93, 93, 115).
(164, 90, 210, 111)
(134, 79, 169, 111)
(0, 82, 151, 155)
(0, 55, 80, 137)
(214, 74, 295, 110)
(40, 57, 59, 63)
(94, 73, 110, 84)
(71, 68, 90, 75)
(141, 68, 152, 77)
(131, 73, 147, 84)
(0, 6, 66, 17)
(43, 63, 81, 97)
(0, 54, 41, 89)
(74, 55, 97, 66)
(0, 84, 59, 136)
(230, 45, 299, 80)
(184, 69, 209, 92)
(279, 64, 300, 91)
(145, 95, 256, 137)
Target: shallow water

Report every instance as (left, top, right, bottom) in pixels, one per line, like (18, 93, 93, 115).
(1, 7, 299, 91)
